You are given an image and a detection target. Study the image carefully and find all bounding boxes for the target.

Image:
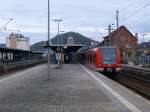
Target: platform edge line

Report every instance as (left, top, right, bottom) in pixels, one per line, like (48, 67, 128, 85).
(80, 64, 141, 112)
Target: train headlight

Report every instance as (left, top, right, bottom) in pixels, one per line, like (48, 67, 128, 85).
(98, 64, 102, 66)
(108, 64, 112, 67)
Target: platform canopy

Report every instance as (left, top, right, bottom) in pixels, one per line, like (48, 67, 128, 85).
(50, 44, 86, 53)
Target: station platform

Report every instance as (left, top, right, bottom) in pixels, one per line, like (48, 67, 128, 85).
(0, 64, 150, 112)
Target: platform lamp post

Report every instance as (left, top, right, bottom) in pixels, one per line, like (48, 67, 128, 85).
(47, 0, 51, 80)
(59, 30, 65, 52)
(0, 18, 13, 31)
(59, 30, 65, 45)
(54, 19, 63, 67)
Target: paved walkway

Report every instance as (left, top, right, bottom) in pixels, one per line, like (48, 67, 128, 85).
(0, 64, 118, 112)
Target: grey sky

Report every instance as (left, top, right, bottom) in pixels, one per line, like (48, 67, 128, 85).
(0, 0, 150, 44)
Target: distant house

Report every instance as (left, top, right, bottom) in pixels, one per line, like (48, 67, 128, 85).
(102, 26, 137, 62)
(137, 42, 150, 64)
(138, 41, 150, 55)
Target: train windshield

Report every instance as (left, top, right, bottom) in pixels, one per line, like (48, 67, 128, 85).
(101, 48, 116, 64)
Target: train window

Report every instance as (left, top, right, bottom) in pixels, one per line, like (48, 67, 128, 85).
(92, 52, 95, 63)
(91, 52, 93, 63)
(101, 48, 116, 64)
(90, 52, 92, 63)
(94, 52, 96, 63)
(86, 54, 88, 62)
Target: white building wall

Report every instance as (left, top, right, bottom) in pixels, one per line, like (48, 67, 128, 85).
(6, 37, 10, 48)
(17, 38, 30, 51)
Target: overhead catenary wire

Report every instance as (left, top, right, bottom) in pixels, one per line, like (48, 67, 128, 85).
(128, 15, 150, 27)
(119, 0, 139, 26)
(121, 0, 138, 12)
(123, 4, 150, 27)
(125, 1, 150, 20)
(122, 0, 150, 26)
(124, 12, 147, 26)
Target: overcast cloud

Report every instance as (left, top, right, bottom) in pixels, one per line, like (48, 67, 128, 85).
(0, 0, 150, 44)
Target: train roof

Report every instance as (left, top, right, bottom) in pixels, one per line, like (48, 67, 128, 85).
(100, 46, 117, 48)
(78, 46, 118, 52)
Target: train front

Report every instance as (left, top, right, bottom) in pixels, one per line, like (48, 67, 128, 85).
(98, 47, 121, 73)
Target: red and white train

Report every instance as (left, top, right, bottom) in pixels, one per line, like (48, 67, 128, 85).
(77, 46, 121, 73)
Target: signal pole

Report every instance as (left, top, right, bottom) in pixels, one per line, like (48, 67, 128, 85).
(141, 33, 147, 44)
(116, 9, 119, 29)
(141, 33, 147, 65)
(116, 10, 119, 47)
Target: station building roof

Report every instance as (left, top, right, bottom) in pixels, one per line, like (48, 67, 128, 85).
(46, 44, 86, 53)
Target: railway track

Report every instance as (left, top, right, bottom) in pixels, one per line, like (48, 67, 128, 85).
(115, 67, 150, 99)
(122, 65, 150, 81)
(0, 60, 46, 75)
